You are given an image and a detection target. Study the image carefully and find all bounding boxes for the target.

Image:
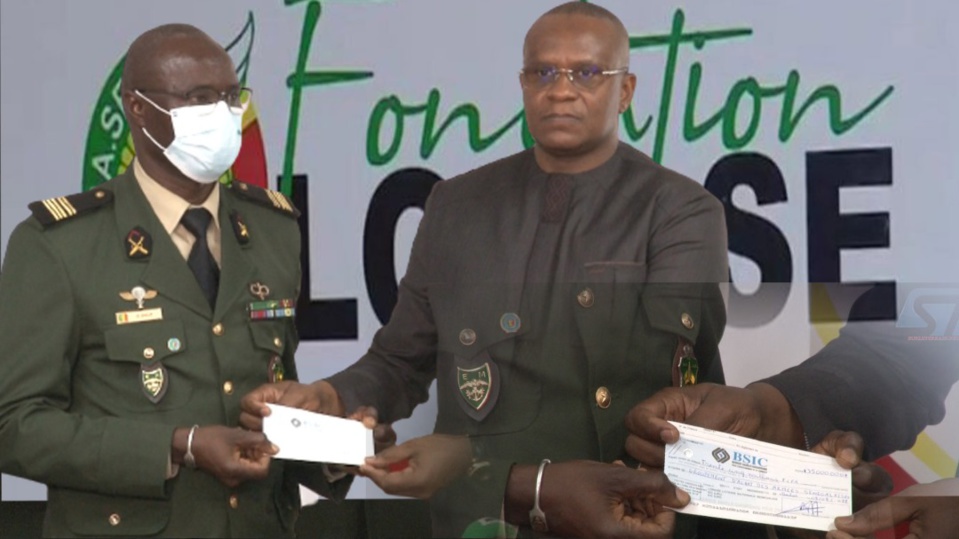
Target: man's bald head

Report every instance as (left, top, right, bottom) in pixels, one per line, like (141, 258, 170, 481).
(121, 24, 231, 95)
(525, 2, 630, 67)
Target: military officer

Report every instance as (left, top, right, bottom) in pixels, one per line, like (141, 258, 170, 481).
(0, 24, 344, 537)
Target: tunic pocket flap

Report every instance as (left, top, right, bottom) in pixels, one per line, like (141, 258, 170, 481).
(104, 320, 187, 364)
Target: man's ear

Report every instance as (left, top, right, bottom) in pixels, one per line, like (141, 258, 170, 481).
(619, 73, 637, 114)
(123, 90, 146, 128)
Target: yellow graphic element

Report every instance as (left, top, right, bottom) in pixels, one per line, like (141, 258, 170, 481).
(810, 284, 956, 479)
(911, 432, 958, 479)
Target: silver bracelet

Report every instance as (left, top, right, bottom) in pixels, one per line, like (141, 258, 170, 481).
(184, 424, 199, 469)
(529, 459, 550, 533)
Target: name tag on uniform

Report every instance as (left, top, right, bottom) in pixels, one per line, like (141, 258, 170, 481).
(116, 308, 163, 325)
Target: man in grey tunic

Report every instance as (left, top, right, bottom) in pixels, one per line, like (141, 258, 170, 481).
(243, 3, 730, 537)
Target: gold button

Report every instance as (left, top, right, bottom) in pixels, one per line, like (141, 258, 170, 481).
(223, 381, 234, 395)
(212, 323, 224, 336)
(577, 288, 595, 308)
(143, 347, 155, 360)
(95, 190, 106, 199)
(273, 337, 282, 348)
(239, 183, 249, 191)
(229, 494, 238, 509)
(458, 328, 477, 346)
(681, 313, 694, 330)
(108, 513, 121, 526)
(595, 386, 611, 409)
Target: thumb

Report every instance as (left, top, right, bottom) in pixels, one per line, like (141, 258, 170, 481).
(366, 440, 415, 468)
(630, 471, 691, 509)
(812, 431, 863, 469)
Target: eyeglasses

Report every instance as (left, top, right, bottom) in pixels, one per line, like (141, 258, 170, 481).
(136, 87, 253, 116)
(519, 66, 629, 91)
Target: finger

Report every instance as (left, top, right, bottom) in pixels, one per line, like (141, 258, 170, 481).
(361, 465, 420, 497)
(824, 531, 856, 539)
(625, 435, 667, 468)
(625, 399, 678, 443)
(834, 496, 909, 535)
(238, 412, 263, 432)
(813, 431, 864, 469)
(348, 406, 379, 428)
(374, 424, 397, 447)
(851, 463, 893, 497)
(240, 386, 280, 415)
(365, 441, 415, 468)
(629, 470, 691, 509)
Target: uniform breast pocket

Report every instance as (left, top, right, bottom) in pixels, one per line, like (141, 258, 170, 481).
(248, 321, 289, 382)
(103, 320, 192, 413)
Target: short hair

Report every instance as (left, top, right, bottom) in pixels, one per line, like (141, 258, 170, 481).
(542, 1, 627, 33)
(528, 2, 631, 66)
(120, 24, 213, 92)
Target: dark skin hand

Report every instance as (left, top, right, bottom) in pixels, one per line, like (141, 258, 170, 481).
(358, 434, 473, 499)
(504, 460, 690, 539)
(239, 380, 345, 432)
(624, 382, 805, 467)
(774, 431, 894, 539)
(170, 425, 277, 488)
(828, 479, 959, 539)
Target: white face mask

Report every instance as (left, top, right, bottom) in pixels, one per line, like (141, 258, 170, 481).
(136, 90, 242, 184)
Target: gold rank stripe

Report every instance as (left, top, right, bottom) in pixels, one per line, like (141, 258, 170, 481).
(266, 190, 293, 212)
(42, 197, 77, 221)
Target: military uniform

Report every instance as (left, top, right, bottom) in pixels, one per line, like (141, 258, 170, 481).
(327, 143, 735, 537)
(0, 167, 341, 537)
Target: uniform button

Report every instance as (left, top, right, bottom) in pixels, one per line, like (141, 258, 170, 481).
(143, 347, 155, 360)
(681, 313, 694, 330)
(95, 190, 106, 199)
(595, 386, 611, 409)
(223, 381, 234, 395)
(459, 328, 477, 346)
(273, 336, 282, 348)
(229, 494, 238, 509)
(577, 288, 595, 308)
(108, 513, 121, 526)
(212, 323, 224, 336)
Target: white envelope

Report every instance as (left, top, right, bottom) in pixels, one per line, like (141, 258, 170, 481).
(665, 422, 852, 532)
(263, 404, 374, 466)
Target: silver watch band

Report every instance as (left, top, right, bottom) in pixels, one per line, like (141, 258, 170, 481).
(529, 458, 550, 533)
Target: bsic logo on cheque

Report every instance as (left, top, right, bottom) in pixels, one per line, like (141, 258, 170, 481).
(712, 447, 730, 464)
(81, 12, 269, 192)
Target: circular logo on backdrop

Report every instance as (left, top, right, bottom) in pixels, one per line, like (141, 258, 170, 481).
(81, 12, 268, 191)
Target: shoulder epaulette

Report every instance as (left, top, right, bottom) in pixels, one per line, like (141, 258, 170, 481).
(229, 181, 300, 218)
(28, 188, 113, 228)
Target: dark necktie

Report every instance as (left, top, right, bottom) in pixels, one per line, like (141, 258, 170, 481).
(180, 208, 219, 308)
(541, 175, 572, 223)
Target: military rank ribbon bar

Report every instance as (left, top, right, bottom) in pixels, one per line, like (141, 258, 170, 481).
(249, 299, 296, 320)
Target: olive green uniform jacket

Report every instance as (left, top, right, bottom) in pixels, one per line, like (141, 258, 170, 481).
(0, 171, 345, 538)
